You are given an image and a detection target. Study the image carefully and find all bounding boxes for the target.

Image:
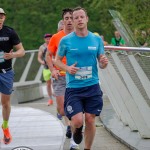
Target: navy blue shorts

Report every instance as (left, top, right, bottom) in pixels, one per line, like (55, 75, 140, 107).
(64, 83, 103, 120)
(0, 70, 14, 95)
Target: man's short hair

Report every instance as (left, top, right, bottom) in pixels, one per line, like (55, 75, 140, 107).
(72, 6, 87, 16)
(57, 20, 64, 31)
(62, 8, 73, 19)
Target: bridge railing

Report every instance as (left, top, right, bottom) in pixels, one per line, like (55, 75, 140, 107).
(12, 49, 44, 104)
(100, 46, 150, 138)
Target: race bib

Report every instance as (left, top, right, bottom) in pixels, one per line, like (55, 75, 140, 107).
(59, 70, 66, 75)
(75, 66, 92, 80)
(0, 50, 5, 63)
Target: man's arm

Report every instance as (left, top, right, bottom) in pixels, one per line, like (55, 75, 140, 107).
(54, 53, 79, 75)
(46, 50, 61, 80)
(4, 43, 25, 59)
(46, 50, 56, 72)
(38, 47, 45, 65)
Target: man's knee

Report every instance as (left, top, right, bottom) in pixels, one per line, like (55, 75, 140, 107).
(1, 94, 11, 107)
(85, 114, 95, 127)
(2, 101, 10, 109)
(71, 113, 83, 128)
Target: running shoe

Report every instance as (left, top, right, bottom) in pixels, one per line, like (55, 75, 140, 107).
(70, 135, 80, 150)
(73, 125, 83, 144)
(57, 113, 62, 120)
(47, 99, 53, 106)
(2, 126, 12, 144)
(66, 126, 72, 139)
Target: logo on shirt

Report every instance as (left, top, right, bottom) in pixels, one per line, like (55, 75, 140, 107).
(0, 37, 9, 41)
(88, 46, 96, 50)
(70, 48, 78, 51)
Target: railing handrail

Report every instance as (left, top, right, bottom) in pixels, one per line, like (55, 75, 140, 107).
(25, 49, 39, 53)
(24, 46, 150, 54)
(104, 46, 150, 52)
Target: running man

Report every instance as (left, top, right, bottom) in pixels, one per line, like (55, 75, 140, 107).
(0, 8, 25, 144)
(38, 33, 53, 106)
(54, 7, 108, 150)
(46, 8, 79, 150)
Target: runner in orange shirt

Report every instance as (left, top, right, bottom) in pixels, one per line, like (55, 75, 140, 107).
(46, 8, 79, 150)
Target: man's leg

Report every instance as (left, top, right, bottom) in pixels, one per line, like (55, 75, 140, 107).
(43, 69, 53, 105)
(56, 95, 71, 138)
(47, 79, 53, 105)
(1, 93, 12, 144)
(71, 112, 83, 130)
(1, 93, 11, 123)
(84, 113, 96, 149)
(0, 70, 14, 144)
(71, 112, 84, 144)
(46, 79, 53, 98)
(56, 95, 65, 116)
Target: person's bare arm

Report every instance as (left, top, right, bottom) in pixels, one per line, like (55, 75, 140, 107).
(54, 53, 79, 75)
(4, 43, 25, 59)
(46, 50, 60, 79)
(37, 48, 45, 65)
(46, 50, 56, 72)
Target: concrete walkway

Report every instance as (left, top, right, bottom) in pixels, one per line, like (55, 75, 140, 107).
(0, 106, 65, 150)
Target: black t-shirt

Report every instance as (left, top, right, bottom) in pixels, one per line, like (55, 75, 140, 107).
(0, 25, 21, 69)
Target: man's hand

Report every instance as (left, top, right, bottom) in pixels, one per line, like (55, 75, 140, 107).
(4, 50, 14, 60)
(99, 54, 108, 69)
(41, 60, 47, 65)
(52, 69, 60, 80)
(66, 62, 79, 75)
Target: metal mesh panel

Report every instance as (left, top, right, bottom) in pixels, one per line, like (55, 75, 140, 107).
(135, 53, 150, 80)
(108, 52, 150, 107)
(109, 10, 139, 47)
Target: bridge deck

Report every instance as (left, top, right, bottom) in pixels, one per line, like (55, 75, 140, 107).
(0, 106, 65, 150)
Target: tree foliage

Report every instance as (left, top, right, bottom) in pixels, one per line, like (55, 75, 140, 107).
(1, 0, 149, 49)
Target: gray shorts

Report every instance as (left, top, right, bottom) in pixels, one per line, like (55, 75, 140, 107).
(52, 76, 66, 96)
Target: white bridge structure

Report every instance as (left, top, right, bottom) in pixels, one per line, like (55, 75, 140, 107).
(11, 46, 150, 150)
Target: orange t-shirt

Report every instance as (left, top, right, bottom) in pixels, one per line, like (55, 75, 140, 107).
(48, 30, 66, 75)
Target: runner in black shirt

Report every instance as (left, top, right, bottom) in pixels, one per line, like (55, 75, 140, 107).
(0, 8, 25, 144)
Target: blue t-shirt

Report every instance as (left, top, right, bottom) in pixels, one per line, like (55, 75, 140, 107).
(58, 31, 104, 88)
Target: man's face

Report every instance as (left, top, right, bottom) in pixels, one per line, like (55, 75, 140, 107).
(63, 12, 73, 30)
(44, 37, 51, 44)
(0, 14, 6, 29)
(73, 9, 88, 30)
(115, 31, 120, 39)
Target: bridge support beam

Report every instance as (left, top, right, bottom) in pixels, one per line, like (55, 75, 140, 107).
(11, 81, 44, 104)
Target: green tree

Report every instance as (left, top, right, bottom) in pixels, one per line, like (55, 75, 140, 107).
(1, 0, 149, 49)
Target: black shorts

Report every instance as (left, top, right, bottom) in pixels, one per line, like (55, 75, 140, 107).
(64, 83, 103, 119)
